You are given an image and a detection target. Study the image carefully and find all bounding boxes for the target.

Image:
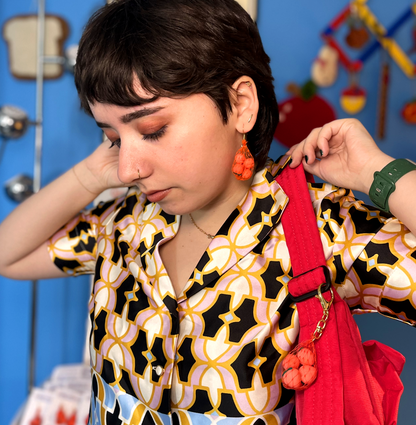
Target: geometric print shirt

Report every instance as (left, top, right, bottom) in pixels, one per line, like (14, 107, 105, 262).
(47, 156, 416, 425)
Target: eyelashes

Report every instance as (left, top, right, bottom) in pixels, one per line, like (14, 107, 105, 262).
(109, 139, 121, 149)
(142, 125, 167, 141)
(108, 125, 167, 149)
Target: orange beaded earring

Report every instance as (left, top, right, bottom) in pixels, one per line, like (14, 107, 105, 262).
(231, 116, 255, 181)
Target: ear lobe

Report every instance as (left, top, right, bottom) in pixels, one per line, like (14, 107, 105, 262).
(232, 76, 259, 133)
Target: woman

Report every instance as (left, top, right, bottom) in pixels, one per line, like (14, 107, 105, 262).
(0, 0, 415, 423)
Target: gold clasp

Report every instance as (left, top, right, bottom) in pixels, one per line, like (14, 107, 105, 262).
(315, 283, 334, 311)
(311, 284, 334, 342)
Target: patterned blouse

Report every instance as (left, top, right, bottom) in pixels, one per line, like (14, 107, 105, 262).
(48, 156, 416, 425)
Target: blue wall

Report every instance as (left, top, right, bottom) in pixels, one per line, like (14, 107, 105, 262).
(0, 0, 103, 421)
(1, 0, 416, 423)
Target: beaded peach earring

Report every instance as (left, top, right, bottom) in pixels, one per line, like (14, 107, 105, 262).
(231, 116, 255, 181)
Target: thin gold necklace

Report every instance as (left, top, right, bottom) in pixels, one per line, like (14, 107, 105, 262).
(189, 213, 215, 239)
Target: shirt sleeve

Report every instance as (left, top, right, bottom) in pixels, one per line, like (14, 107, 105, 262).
(312, 183, 416, 326)
(47, 193, 130, 276)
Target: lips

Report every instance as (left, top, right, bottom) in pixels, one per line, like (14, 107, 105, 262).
(145, 189, 171, 203)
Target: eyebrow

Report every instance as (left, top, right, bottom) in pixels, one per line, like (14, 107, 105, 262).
(95, 106, 165, 128)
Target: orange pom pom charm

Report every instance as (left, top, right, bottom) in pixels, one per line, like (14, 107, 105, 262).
(282, 339, 317, 391)
(232, 135, 254, 181)
(297, 347, 315, 366)
(282, 353, 300, 370)
(282, 368, 302, 390)
(299, 365, 318, 386)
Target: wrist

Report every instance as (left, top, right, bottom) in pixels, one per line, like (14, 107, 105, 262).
(361, 154, 393, 195)
(72, 161, 105, 196)
(369, 158, 416, 212)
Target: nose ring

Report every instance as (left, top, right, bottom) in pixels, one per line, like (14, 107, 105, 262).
(137, 169, 141, 179)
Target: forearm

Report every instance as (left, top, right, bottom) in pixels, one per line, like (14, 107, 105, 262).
(0, 160, 101, 274)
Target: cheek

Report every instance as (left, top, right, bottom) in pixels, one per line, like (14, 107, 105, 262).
(169, 145, 188, 167)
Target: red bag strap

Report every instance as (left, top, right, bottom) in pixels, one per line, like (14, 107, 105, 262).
(276, 162, 328, 296)
(276, 162, 345, 424)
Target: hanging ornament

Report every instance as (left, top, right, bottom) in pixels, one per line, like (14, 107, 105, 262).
(401, 99, 416, 124)
(322, 2, 416, 78)
(350, 1, 416, 79)
(345, 4, 370, 49)
(311, 45, 339, 88)
(340, 73, 366, 115)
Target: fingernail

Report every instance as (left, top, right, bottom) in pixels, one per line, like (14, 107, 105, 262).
(305, 155, 309, 164)
(320, 150, 323, 157)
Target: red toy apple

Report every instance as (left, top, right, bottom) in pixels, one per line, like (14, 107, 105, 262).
(274, 81, 337, 148)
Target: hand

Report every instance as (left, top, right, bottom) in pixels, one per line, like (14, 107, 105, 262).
(286, 118, 393, 194)
(74, 140, 128, 195)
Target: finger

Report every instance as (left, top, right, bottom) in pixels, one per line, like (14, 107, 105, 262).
(314, 119, 353, 151)
(302, 158, 323, 181)
(315, 146, 325, 159)
(300, 127, 322, 165)
(288, 141, 306, 167)
(314, 126, 332, 157)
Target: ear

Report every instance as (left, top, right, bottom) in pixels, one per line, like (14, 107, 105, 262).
(231, 76, 259, 134)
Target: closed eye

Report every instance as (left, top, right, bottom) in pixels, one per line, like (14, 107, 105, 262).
(142, 125, 167, 141)
(107, 125, 167, 148)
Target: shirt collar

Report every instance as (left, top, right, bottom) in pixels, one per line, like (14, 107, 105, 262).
(180, 157, 290, 300)
(136, 156, 291, 300)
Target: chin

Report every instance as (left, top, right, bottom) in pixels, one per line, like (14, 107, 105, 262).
(158, 203, 189, 216)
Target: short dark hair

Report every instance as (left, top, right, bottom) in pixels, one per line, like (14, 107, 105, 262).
(75, 0, 279, 170)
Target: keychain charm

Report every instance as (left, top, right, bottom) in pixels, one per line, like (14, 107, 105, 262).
(282, 285, 334, 390)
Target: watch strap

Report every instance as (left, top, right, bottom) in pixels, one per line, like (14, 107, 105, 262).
(369, 158, 416, 212)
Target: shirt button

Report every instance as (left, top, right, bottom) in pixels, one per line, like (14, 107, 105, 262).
(153, 365, 164, 376)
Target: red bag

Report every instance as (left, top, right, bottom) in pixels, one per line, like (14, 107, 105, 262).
(276, 162, 405, 425)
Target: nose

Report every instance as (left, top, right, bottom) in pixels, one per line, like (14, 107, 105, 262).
(117, 137, 151, 184)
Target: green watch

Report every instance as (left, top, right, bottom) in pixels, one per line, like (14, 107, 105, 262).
(369, 158, 416, 213)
